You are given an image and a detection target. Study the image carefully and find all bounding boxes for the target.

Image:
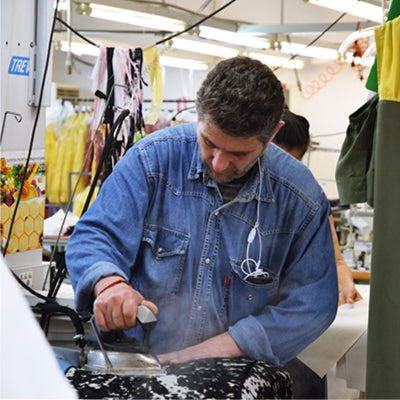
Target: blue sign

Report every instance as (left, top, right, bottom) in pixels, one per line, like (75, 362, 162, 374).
(8, 56, 30, 76)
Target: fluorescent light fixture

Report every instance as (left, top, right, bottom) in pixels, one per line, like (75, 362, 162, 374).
(57, 1, 68, 11)
(59, 40, 100, 57)
(248, 52, 304, 69)
(308, 0, 384, 23)
(199, 26, 270, 50)
(89, 3, 186, 32)
(159, 56, 209, 70)
(280, 42, 342, 60)
(171, 38, 239, 58)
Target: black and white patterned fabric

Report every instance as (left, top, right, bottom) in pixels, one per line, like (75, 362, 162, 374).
(65, 357, 292, 399)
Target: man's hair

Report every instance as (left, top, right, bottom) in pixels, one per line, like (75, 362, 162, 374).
(196, 56, 285, 144)
(273, 108, 310, 158)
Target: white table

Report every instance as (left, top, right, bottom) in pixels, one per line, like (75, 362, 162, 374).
(298, 284, 369, 392)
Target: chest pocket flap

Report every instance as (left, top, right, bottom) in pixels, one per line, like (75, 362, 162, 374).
(142, 224, 189, 258)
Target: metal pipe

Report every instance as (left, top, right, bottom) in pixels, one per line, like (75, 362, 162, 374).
(66, 0, 72, 74)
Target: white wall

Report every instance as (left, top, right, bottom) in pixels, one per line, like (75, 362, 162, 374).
(52, 50, 373, 200)
(275, 60, 372, 199)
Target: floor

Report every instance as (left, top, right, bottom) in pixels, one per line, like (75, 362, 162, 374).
(327, 366, 362, 400)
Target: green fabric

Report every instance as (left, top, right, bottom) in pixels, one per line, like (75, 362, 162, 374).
(366, 59, 378, 93)
(366, 100, 400, 399)
(366, 0, 400, 92)
(335, 95, 378, 206)
(366, 12, 400, 398)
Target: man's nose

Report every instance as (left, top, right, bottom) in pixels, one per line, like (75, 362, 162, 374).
(212, 150, 230, 172)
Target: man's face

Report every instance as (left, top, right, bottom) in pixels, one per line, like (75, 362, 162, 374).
(197, 118, 267, 183)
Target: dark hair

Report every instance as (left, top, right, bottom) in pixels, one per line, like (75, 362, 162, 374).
(273, 109, 310, 158)
(196, 56, 285, 144)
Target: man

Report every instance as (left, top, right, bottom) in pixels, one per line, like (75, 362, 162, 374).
(66, 56, 338, 367)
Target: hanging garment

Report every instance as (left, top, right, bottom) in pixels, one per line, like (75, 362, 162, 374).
(70, 113, 91, 197)
(48, 113, 78, 204)
(365, 15, 400, 399)
(335, 94, 379, 207)
(366, 0, 400, 93)
(90, 47, 150, 147)
(59, 112, 87, 203)
(46, 110, 92, 204)
(143, 45, 164, 125)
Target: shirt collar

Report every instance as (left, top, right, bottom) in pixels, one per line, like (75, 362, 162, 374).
(188, 142, 275, 203)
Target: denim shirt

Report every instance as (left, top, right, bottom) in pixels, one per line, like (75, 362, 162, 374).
(66, 122, 338, 366)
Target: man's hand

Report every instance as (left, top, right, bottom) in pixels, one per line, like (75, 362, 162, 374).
(338, 282, 363, 306)
(93, 275, 158, 332)
(157, 332, 245, 365)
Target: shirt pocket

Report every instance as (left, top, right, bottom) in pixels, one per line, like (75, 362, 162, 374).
(226, 258, 279, 324)
(137, 224, 189, 301)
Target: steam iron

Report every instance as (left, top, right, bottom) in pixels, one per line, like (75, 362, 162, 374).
(85, 305, 165, 377)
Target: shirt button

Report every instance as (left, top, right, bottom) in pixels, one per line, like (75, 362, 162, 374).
(214, 211, 219, 216)
(197, 306, 202, 311)
(205, 258, 210, 264)
(157, 248, 162, 253)
(248, 294, 253, 300)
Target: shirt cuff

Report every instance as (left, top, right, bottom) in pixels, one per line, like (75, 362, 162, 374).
(228, 316, 280, 365)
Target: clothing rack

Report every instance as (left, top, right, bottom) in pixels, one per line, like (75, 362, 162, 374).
(61, 98, 196, 103)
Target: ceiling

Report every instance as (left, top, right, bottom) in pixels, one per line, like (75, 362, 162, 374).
(54, 0, 388, 67)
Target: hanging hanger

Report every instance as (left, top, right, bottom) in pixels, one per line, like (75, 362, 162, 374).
(338, 26, 377, 55)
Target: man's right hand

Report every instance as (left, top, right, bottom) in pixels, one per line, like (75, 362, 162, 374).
(93, 275, 158, 332)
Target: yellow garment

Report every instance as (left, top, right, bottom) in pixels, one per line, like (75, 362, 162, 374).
(70, 113, 90, 198)
(48, 114, 78, 203)
(143, 45, 164, 125)
(45, 124, 58, 201)
(60, 113, 87, 203)
(73, 185, 99, 217)
(375, 15, 400, 101)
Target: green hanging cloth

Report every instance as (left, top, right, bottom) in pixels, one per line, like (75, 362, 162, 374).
(366, 14, 400, 399)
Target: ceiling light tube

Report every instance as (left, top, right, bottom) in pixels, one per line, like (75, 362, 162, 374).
(59, 40, 100, 57)
(159, 56, 209, 70)
(89, 3, 186, 32)
(308, 0, 384, 23)
(248, 52, 304, 69)
(171, 38, 239, 59)
(199, 26, 270, 50)
(280, 42, 340, 60)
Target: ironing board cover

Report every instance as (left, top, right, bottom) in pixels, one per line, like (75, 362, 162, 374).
(65, 357, 292, 399)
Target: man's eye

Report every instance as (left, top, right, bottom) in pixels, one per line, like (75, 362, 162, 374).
(204, 139, 215, 148)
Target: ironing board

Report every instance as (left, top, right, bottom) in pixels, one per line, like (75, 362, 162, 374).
(65, 357, 292, 399)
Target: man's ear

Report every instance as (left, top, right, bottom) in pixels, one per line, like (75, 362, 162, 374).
(269, 121, 285, 143)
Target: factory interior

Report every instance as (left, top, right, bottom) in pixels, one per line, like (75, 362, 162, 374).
(1, 0, 400, 398)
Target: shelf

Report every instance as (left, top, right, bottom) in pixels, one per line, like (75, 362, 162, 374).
(352, 270, 370, 281)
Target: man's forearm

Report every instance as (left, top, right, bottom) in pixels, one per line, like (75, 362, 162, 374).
(157, 331, 246, 364)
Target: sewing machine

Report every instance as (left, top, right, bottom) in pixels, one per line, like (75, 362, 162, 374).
(332, 203, 373, 273)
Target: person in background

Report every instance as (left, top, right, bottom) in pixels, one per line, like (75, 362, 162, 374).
(66, 56, 338, 369)
(273, 108, 362, 305)
(273, 108, 362, 399)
